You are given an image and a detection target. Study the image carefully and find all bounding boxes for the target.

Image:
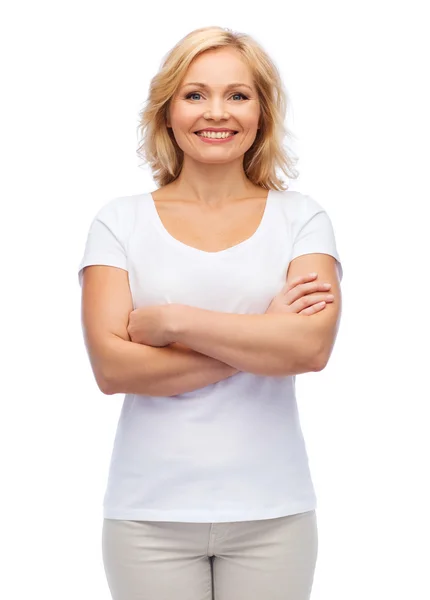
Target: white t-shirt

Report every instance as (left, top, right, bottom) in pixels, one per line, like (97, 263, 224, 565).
(78, 189, 343, 523)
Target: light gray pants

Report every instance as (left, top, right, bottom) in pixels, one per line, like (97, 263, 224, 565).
(102, 509, 318, 600)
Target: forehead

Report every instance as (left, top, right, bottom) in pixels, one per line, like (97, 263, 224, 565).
(183, 48, 254, 86)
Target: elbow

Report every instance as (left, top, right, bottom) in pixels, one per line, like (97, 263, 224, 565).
(97, 376, 115, 395)
(312, 347, 331, 372)
(312, 318, 341, 372)
(100, 381, 116, 395)
(96, 366, 117, 395)
(312, 358, 326, 372)
(87, 337, 125, 395)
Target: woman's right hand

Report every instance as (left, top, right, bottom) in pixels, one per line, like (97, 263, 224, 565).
(266, 273, 334, 316)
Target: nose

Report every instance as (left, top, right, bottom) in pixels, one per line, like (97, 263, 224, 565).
(204, 98, 229, 122)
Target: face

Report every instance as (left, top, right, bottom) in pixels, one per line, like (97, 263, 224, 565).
(167, 47, 261, 164)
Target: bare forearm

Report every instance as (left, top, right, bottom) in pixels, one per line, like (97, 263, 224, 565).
(171, 306, 320, 377)
(104, 337, 239, 396)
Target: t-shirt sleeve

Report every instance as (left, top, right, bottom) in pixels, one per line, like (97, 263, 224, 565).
(291, 195, 343, 281)
(77, 198, 129, 288)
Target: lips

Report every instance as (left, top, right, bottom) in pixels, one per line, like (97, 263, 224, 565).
(193, 129, 239, 135)
(194, 130, 238, 134)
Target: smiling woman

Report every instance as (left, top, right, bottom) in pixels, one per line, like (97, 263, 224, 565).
(159, 46, 265, 181)
(136, 28, 299, 192)
(79, 25, 343, 600)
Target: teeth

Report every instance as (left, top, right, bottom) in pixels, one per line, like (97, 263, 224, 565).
(197, 131, 235, 139)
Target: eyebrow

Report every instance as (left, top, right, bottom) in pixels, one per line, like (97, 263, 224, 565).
(181, 82, 253, 91)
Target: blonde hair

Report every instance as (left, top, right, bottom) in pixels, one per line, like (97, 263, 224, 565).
(136, 26, 299, 190)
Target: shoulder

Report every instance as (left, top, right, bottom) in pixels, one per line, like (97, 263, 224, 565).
(91, 193, 148, 230)
(276, 189, 326, 215)
(96, 193, 141, 217)
(273, 190, 327, 235)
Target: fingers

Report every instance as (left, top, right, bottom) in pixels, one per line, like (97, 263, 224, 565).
(299, 301, 327, 315)
(285, 273, 331, 298)
(283, 272, 315, 294)
(290, 272, 317, 288)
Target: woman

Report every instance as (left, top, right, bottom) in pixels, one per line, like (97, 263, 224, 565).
(78, 26, 343, 600)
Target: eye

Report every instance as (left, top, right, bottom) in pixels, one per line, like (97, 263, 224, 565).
(231, 93, 249, 101)
(185, 92, 203, 101)
(184, 92, 248, 101)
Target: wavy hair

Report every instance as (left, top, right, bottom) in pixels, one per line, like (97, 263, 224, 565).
(136, 26, 299, 190)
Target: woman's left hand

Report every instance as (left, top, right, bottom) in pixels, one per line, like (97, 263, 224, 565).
(127, 305, 177, 347)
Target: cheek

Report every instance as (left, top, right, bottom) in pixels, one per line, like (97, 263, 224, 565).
(245, 106, 261, 125)
(233, 106, 260, 130)
(170, 103, 198, 128)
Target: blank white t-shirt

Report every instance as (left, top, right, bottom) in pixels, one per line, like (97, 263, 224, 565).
(78, 189, 343, 523)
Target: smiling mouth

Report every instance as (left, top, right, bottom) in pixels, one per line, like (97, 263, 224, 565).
(194, 131, 238, 136)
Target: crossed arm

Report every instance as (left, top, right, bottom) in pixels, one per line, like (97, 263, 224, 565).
(167, 305, 322, 377)
(105, 308, 322, 396)
(97, 254, 341, 395)
(138, 253, 341, 378)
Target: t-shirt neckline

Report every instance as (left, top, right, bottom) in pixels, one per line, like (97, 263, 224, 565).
(147, 189, 274, 257)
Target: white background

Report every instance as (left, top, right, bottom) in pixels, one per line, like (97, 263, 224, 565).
(1, 1, 429, 598)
